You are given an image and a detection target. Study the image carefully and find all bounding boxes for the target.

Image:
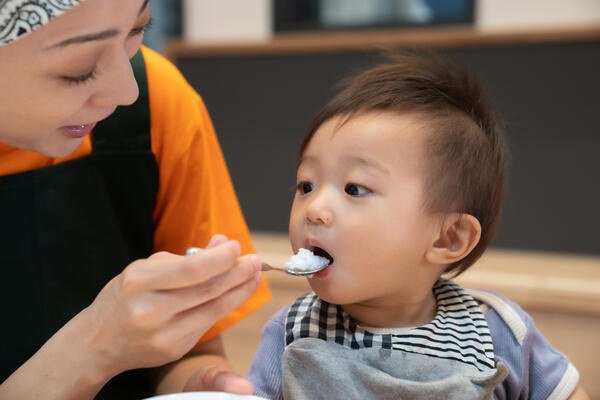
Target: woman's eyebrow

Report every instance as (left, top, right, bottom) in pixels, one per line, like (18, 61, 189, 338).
(138, 0, 149, 15)
(46, 29, 119, 49)
(45, 0, 149, 50)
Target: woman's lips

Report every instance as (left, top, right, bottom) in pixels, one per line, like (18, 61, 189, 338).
(61, 122, 97, 138)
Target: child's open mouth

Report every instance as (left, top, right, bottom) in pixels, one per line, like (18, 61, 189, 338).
(312, 246, 334, 266)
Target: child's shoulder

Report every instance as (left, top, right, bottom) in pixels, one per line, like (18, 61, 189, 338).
(466, 288, 579, 399)
(268, 304, 291, 327)
(465, 288, 531, 345)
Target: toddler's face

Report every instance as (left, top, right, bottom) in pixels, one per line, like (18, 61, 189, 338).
(289, 111, 442, 316)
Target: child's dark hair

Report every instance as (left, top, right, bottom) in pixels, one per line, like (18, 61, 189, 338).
(298, 49, 508, 276)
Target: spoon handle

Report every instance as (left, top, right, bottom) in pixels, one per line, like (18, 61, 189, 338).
(260, 262, 286, 272)
(185, 247, 286, 273)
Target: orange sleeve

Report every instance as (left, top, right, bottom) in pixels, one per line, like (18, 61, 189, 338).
(141, 46, 271, 341)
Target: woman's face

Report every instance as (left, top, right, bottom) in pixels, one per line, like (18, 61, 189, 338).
(0, 0, 151, 156)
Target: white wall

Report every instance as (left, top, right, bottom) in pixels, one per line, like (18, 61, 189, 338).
(477, 0, 600, 30)
(183, 0, 271, 42)
(181, 0, 600, 43)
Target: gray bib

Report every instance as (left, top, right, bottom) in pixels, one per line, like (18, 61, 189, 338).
(283, 279, 508, 399)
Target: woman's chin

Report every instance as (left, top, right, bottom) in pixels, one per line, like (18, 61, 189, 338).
(38, 135, 86, 157)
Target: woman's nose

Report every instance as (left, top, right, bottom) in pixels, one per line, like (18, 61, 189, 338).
(306, 190, 333, 227)
(92, 50, 139, 108)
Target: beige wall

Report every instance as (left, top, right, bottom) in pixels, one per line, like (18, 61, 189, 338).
(181, 0, 600, 43)
(477, 0, 600, 30)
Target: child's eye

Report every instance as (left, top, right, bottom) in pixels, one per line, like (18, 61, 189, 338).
(344, 183, 370, 196)
(297, 181, 314, 194)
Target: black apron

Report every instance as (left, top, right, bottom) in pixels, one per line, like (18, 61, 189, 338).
(0, 50, 159, 399)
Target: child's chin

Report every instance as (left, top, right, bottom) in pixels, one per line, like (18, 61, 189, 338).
(312, 263, 333, 279)
(310, 281, 348, 305)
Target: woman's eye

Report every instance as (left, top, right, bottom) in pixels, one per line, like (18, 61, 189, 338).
(130, 17, 153, 37)
(297, 181, 314, 194)
(61, 66, 98, 85)
(345, 183, 370, 196)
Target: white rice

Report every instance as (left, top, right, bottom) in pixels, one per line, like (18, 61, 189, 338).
(284, 248, 329, 275)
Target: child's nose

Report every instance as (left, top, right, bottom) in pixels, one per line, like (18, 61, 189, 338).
(306, 190, 333, 226)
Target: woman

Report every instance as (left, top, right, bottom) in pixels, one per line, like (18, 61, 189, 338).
(0, 0, 271, 398)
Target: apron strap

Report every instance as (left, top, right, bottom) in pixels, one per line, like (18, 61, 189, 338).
(91, 49, 151, 153)
(0, 48, 159, 399)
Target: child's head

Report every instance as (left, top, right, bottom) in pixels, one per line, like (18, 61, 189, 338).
(288, 50, 507, 316)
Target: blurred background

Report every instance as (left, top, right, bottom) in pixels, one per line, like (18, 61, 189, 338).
(142, 1, 600, 397)
(142, 0, 600, 257)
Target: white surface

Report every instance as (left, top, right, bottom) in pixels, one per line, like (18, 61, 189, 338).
(476, 0, 600, 30)
(284, 248, 329, 272)
(144, 392, 267, 400)
(182, 0, 272, 43)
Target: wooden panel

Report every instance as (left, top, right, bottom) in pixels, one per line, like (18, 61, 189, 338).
(166, 25, 600, 58)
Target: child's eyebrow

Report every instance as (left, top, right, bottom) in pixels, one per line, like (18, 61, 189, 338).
(343, 155, 390, 176)
(298, 154, 389, 176)
(297, 155, 317, 168)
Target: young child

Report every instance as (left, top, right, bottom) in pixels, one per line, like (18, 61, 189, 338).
(247, 51, 587, 399)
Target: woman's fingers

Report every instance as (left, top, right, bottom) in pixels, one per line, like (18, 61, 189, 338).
(183, 365, 254, 394)
(127, 269, 262, 365)
(125, 240, 242, 291)
(157, 254, 261, 315)
(206, 233, 229, 249)
(83, 237, 263, 372)
(162, 270, 262, 350)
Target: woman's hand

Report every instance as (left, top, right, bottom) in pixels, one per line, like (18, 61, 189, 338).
(85, 234, 262, 378)
(183, 365, 253, 394)
(0, 234, 262, 400)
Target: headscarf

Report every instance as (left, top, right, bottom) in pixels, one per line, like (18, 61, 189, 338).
(0, 0, 84, 46)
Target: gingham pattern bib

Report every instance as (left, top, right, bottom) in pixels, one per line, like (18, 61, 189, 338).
(285, 278, 496, 371)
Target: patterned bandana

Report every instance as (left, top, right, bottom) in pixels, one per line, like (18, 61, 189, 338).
(0, 0, 84, 46)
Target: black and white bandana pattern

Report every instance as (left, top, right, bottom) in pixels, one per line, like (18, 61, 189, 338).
(286, 278, 496, 372)
(0, 0, 83, 45)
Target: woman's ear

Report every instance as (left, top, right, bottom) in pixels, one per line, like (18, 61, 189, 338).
(425, 214, 482, 266)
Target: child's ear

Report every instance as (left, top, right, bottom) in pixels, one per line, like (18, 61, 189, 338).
(425, 213, 482, 266)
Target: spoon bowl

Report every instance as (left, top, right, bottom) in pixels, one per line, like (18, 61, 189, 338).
(260, 261, 328, 276)
(185, 247, 329, 276)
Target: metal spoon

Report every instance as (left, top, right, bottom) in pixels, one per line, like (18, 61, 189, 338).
(185, 247, 329, 277)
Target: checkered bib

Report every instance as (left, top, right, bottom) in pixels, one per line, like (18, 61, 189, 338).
(282, 279, 508, 399)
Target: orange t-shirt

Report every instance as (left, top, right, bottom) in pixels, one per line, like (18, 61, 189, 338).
(0, 46, 271, 341)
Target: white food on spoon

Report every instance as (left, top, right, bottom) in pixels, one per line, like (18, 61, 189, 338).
(284, 248, 330, 277)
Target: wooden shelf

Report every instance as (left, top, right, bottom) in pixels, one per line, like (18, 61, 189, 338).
(166, 24, 600, 60)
